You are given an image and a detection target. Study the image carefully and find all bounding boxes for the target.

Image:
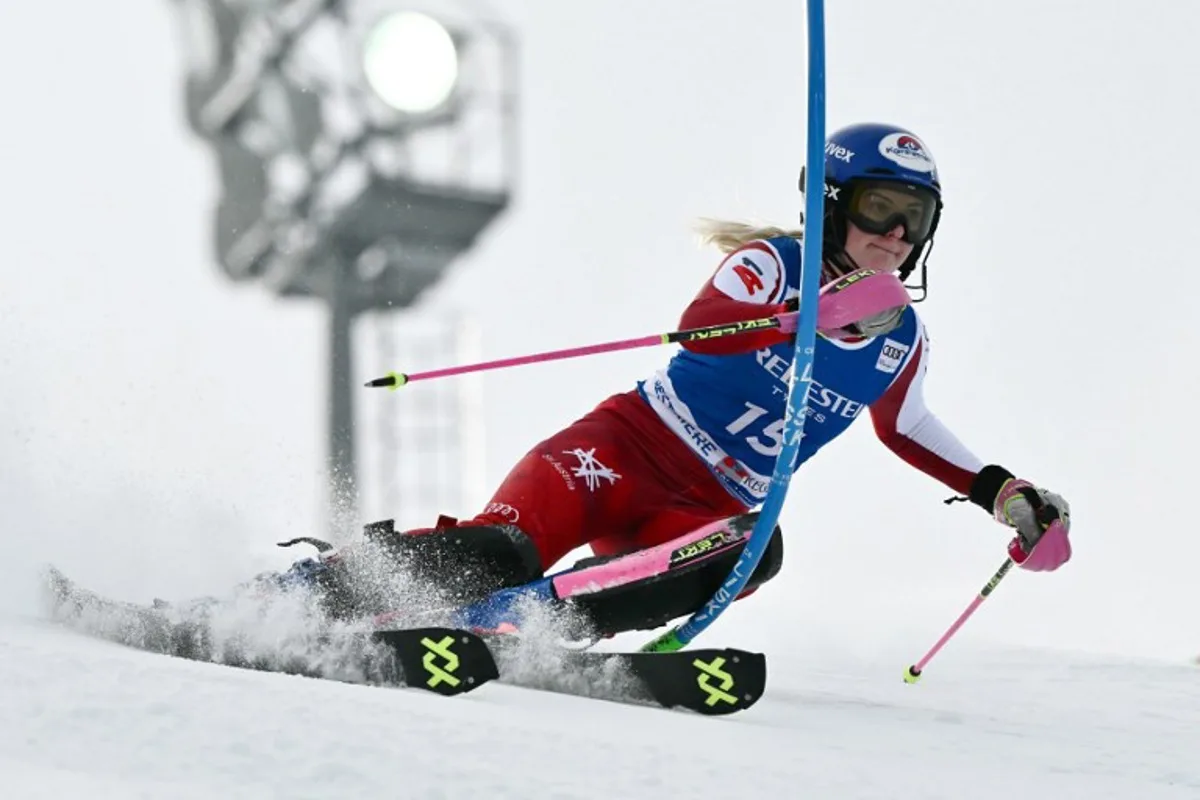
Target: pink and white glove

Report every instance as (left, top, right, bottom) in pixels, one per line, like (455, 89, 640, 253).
(969, 465, 1072, 572)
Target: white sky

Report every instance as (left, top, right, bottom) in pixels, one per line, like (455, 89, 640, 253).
(4, 0, 1199, 661)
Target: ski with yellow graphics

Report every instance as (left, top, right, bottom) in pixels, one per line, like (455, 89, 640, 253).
(42, 566, 500, 697)
(574, 646, 767, 716)
(373, 628, 498, 696)
(43, 565, 762, 712)
(476, 636, 767, 716)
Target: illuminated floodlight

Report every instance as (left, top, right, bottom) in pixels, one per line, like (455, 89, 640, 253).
(362, 11, 459, 115)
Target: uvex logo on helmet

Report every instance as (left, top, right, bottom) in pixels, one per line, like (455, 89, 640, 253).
(878, 132, 935, 173)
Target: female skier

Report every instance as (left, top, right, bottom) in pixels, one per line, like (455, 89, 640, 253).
(286, 122, 1072, 636)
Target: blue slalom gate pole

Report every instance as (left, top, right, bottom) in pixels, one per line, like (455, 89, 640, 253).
(640, 0, 828, 653)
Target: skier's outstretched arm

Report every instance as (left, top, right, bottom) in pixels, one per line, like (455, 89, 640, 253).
(870, 327, 1073, 571)
(869, 328, 981, 494)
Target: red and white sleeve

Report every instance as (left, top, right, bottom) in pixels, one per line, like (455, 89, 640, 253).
(869, 326, 983, 495)
(679, 242, 792, 356)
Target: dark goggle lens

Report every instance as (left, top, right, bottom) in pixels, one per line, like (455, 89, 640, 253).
(845, 182, 938, 244)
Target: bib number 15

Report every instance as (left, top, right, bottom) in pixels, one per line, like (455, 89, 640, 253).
(725, 402, 784, 457)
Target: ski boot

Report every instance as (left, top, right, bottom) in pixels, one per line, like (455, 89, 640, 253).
(247, 536, 363, 620)
(360, 516, 544, 606)
(265, 519, 545, 625)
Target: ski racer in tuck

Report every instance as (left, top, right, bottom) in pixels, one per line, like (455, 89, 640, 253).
(278, 122, 1073, 638)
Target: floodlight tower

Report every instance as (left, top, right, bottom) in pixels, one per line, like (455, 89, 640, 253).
(168, 0, 517, 537)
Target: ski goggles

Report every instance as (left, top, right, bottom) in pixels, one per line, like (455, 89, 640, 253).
(841, 180, 940, 245)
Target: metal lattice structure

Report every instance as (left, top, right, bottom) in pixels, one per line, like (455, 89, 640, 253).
(169, 0, 516, 536)
(365, 311, 487, 531)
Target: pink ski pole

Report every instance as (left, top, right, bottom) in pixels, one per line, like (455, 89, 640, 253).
(903, 557, 1014, 684)
(364, 313, 796, 389)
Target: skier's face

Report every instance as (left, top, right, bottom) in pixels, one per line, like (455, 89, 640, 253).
(842, 220, 914, 274)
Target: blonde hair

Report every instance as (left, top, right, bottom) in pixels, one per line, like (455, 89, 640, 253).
(693, 218, 805, 254)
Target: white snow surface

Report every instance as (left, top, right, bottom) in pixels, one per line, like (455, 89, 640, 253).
(2, 591, 1198, 800)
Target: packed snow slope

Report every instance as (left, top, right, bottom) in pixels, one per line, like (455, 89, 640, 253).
(1, 600, 1197, 800)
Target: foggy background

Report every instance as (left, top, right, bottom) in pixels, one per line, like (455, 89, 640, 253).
(3, 0, 1197, 663)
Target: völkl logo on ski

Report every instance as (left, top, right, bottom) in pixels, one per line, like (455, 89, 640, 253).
(421, 635, 462, 688)
(694, 656, 738, 707)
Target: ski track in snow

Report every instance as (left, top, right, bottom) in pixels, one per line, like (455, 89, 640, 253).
(1, 611, 1197, 799)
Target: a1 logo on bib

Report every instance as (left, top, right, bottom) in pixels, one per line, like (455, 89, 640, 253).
(875, 338, 910, 373)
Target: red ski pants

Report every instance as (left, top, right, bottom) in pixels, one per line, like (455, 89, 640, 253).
(462, 390, 748, 572)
